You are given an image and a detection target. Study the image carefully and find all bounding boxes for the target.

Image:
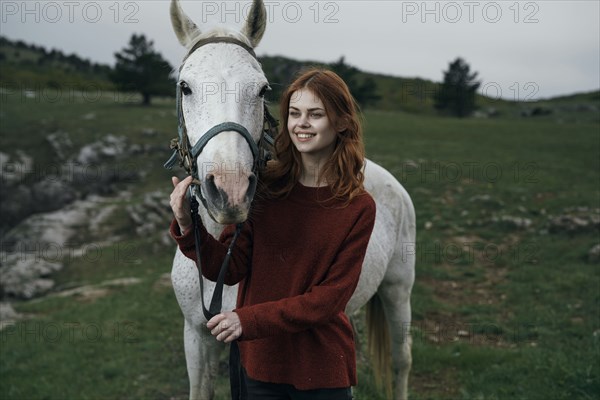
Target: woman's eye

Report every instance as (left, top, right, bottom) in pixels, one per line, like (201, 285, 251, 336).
(180, 81, 192, 96)
(289, 111, 300, 117)
(311, 113, 323, 118)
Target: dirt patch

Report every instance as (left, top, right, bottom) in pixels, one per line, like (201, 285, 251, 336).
(50, 276, 142, 303)
(414, 234, 525, 348)
(410, 367, 461, 399)
(153, 273, 172, 290)
(53, 285, 112, 302)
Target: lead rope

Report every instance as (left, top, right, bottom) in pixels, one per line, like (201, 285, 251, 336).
(189, 187, 243, 321)
(190, 191, 246, 400)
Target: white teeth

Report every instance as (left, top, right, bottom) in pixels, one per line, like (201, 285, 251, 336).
(297, 133, 315, 139)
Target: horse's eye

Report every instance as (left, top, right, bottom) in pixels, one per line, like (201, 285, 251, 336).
(180, 81, 192, 96)
(258, 84, 270, 98)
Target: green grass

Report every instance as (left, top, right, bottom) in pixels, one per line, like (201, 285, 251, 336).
(1, 89, 599, 399)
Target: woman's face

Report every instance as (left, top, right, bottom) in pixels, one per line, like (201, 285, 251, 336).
(287, 88, 339, 161)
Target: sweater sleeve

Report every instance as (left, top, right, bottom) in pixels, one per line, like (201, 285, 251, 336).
(169, 217, 252, 285)
(235, 197, 376, 341)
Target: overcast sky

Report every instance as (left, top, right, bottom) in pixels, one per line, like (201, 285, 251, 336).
(1, 0, 599, 100)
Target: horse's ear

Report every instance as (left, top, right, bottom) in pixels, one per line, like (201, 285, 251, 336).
(242, 0, 267, 48)
(170, 0, 200, 47)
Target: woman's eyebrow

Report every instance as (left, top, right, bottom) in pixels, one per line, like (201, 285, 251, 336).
(289, 106, 325, 112)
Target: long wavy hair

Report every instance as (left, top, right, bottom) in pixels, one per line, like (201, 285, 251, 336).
(259, 68, 366, 206)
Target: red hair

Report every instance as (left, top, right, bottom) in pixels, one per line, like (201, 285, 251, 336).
(259, 68, 366, 206)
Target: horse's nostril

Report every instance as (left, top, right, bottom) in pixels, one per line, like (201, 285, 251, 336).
(203, 174, 227, 208)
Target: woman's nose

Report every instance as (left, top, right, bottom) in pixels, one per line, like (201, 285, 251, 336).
(298, 114, 310, 127)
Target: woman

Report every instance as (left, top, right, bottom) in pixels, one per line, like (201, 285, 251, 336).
(169, 68, 376, 399)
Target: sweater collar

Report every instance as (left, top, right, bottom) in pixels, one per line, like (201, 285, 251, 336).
(289, 181, 338, 207)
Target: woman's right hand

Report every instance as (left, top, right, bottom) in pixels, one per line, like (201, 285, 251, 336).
(170, 176, 193, 234)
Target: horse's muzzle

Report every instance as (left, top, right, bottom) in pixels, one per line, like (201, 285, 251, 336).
(201, 173, 256, 224)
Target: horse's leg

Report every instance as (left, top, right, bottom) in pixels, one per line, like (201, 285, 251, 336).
(379, 253, 415, 400)
(184, 319, 221, 400)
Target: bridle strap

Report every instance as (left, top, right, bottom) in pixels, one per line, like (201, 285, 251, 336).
(190, 192, 243, 321)
(190, 122, 259, 163)
(184, 36, 257, 62)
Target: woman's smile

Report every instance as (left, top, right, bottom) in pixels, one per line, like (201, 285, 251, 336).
(294, 131, 317, 141)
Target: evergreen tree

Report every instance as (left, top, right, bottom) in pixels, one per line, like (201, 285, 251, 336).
(111, 34, 174, 105)
(435, 57, 481, 117)
(330, 56, 381, 109)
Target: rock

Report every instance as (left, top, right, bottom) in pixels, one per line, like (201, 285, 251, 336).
(469, 194, 505, 208)
(1, 195, 125, 300)
(76, 134, 127, 164)
(46, 131, 73, 160)
(0, 185, 35, 234)
(588, 244, 600, 263)
(0, 302, 19, 320)
(0, 302, 22, 331)
(126, 191, 172, 237)
(127, 191, 173, 252)
(31, 177, 76, 212)
(548, 207, 600, 234)
(403, 159, 418, 169)
(0, 150, 33, 186)
(492, 215, 532, 229)
(0, 254, 62, 299)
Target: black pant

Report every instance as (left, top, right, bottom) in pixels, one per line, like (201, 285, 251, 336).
(243, 369, 353, 400)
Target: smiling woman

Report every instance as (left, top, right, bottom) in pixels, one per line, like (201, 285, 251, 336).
(260, 69, 367, 203)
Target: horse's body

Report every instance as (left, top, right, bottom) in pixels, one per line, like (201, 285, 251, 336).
(168, 1, 416, 399)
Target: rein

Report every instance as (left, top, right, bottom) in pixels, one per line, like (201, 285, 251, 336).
(164, 36, 278, 321)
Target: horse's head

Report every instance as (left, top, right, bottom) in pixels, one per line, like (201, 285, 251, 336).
(170, 0, 268, 224)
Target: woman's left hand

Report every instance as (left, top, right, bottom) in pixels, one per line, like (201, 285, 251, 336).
(207, 312, 242, 343)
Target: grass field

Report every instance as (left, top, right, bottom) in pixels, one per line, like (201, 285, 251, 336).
(0, 89, 599, 399)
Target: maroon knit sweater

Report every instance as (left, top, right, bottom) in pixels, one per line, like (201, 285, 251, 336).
(170, 182, 376, 390)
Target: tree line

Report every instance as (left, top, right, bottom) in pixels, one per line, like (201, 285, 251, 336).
(1, 35, 481, 116)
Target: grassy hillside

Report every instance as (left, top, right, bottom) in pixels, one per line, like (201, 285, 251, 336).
(0, 83, 598, 399)
(0, 36, 114, 91)
(3, 35, 598, 117)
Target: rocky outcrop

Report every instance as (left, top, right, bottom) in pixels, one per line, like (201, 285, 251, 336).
(588, 244, 600, 263)
(126, 191, 173, 247)
(547, 207, 600, 234)
(1, 195, 124, 299)
(0, 133, 143, 235)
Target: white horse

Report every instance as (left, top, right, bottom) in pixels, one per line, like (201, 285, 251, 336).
(168, 1, 416, 399)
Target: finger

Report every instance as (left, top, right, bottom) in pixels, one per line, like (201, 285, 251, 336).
(207, 314, 226, 329)
(177, 176, 194, 198)
(216, 325, 238, 343)
(222, 330, 239, 343)
(212, 319, 237, 339)
(171, 176, 180, 188)
(211, 320, 228, 337)
(210, 318, 240, 342)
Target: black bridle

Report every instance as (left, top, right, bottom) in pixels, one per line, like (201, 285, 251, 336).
(164, 36, 278, 321)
